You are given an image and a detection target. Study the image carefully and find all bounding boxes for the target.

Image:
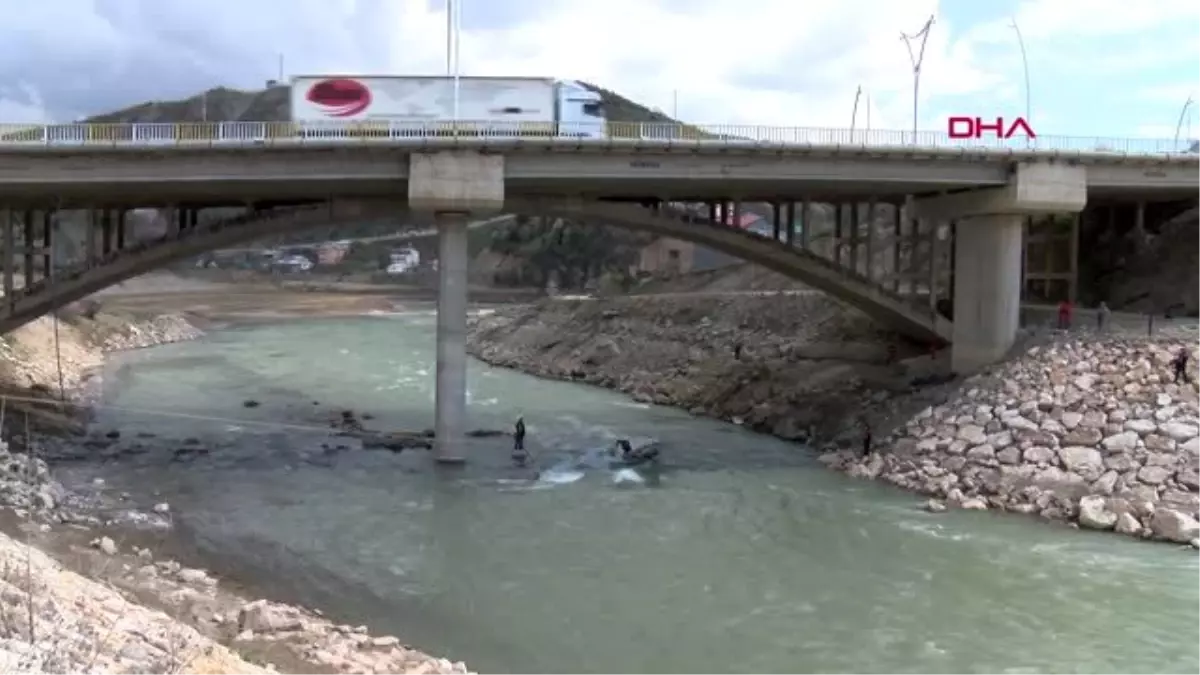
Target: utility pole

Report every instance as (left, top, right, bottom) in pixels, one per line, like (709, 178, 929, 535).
(1010, 18, 1031, 147)
(900, 15, 935, 144)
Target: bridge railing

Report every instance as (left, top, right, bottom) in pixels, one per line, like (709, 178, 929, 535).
(0, 121, 1193, 155)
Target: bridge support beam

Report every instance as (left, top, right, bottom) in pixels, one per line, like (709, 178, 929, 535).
(2, 210, 12, 306)
(915, 162, 1087, 374)
(409, 151, 505, 464)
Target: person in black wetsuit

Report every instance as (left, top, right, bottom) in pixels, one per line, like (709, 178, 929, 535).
(1172, 348, 1191, 384)
(512, 417, 528, 465)
(861, 415, 873, 457)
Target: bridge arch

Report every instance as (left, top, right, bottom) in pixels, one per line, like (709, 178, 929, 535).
(1, 199, 950, 341)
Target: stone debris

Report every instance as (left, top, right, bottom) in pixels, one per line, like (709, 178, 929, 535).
(821, 338, 1199, 545)
(0, 529, 263, 674)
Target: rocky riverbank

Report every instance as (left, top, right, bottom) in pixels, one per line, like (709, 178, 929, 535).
(0, 306, 472, 672)
(821, 337, 1200, 545)
(469, 294, 919, 442)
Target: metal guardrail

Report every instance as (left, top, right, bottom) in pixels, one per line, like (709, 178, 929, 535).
(1020, 305, 1199, 340)
(0, 121, 1194, 156)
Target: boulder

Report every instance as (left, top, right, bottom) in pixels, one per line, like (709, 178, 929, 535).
(1077, 496, 1117, 530)
(1149, 509, 1200, 544)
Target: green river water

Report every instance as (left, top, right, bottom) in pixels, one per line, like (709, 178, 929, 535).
(67, 312, 1198, 673)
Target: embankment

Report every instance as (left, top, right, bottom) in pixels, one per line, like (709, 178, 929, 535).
(0, 298, 472, 673)
(822, 337, 1200, 544)
(468, 294, 920, 442)
(468, 295, 1200, 545)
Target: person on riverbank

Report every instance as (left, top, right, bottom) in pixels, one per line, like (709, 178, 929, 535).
(512, 417, 528, 466)
(860, 416, 873, 457)
(1171, 348, 1191, 384)
(1057, 300, 1074, 330)
(1096, 301, 1111, 333)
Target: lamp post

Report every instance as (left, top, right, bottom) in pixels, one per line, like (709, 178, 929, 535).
(1174, 95, 1194, 149)
(1009, 18, 1031, 147)
(850, 85, 862, 141)
(446, 0, 462, 120)
(900, 15, 935, 145)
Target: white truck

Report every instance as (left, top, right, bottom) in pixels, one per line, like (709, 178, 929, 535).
(289, 75, 608, 139)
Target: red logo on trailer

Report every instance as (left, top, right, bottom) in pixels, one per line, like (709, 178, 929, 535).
(306, 79, 372, 117)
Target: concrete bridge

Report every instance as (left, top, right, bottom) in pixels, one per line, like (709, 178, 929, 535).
(1, 121, 1196, 462)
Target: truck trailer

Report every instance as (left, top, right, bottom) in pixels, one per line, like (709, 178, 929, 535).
(289, 75, 608, 139)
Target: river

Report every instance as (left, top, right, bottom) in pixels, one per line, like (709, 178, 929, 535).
(66, 312, 1198, 673)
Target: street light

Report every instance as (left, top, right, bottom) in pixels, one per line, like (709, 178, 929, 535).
(850, 85, 862, 141)
(446, 0, 462, 120)
(900, 15, 935, 145)
(1009, 18, 1031, 147)
(1174, 95, 1194, 149)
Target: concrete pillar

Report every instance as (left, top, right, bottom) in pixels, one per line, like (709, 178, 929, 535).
(927, 221, 938, 312)
(950, 215, 1024, 372)
(1068, 213, 1080, 303)
(848, 203, 860, 274)
(408, 150, 505, 464)
(40, 212, 52, 280)
(2, 209, 12, 305)
(892, 205, 902, 292)
(916, 161, 1087, 373)
(864, 200, 876, 281)
(771, 202, 782, 241)
(21, 211, 33, 289)
(434, 213, 470, 464)
(789, 202, 799, 247)
(85, 209, 97, 265)
(116, 209, 127, 250)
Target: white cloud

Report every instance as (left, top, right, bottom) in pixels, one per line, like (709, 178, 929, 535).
(0, 0, 986, 131)
(0, 0, 1195, 139)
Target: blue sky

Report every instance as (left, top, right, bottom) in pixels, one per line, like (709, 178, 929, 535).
(0, 0, 1195, 141)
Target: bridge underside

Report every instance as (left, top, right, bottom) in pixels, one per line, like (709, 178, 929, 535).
(0, 198, 952, 343)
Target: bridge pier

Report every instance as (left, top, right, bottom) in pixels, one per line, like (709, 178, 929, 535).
(1, 210, 11, 305)
(915, 162, 1087, 373)
(408, 151, 505, 464)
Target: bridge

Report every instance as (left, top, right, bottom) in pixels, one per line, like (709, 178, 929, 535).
(1, 120, 1196, 462)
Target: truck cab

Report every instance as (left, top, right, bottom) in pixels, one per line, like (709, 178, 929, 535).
(556, 81, 607, 139)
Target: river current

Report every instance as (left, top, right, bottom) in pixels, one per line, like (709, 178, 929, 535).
(69, 312, 1198, 673)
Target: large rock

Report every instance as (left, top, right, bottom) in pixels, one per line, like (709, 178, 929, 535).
(1149, 509, 1200, 544)
(1058, 446, 1104, 480)
(1078, 496, 1118, 530)
(1101, 431, 1139, 452)
(1159, 422, 1199, 442)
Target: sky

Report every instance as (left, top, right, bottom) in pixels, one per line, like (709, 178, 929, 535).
(0, 0, 1197, 140)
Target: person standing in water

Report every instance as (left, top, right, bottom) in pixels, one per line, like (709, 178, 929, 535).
(512, 417, 528, 465)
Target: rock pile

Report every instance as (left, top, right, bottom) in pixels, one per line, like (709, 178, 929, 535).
(821, 338, 1200, 545)
(0, 440, 63, 515)
(0, 529, 263, 674)
(96, 312, 204, 351)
